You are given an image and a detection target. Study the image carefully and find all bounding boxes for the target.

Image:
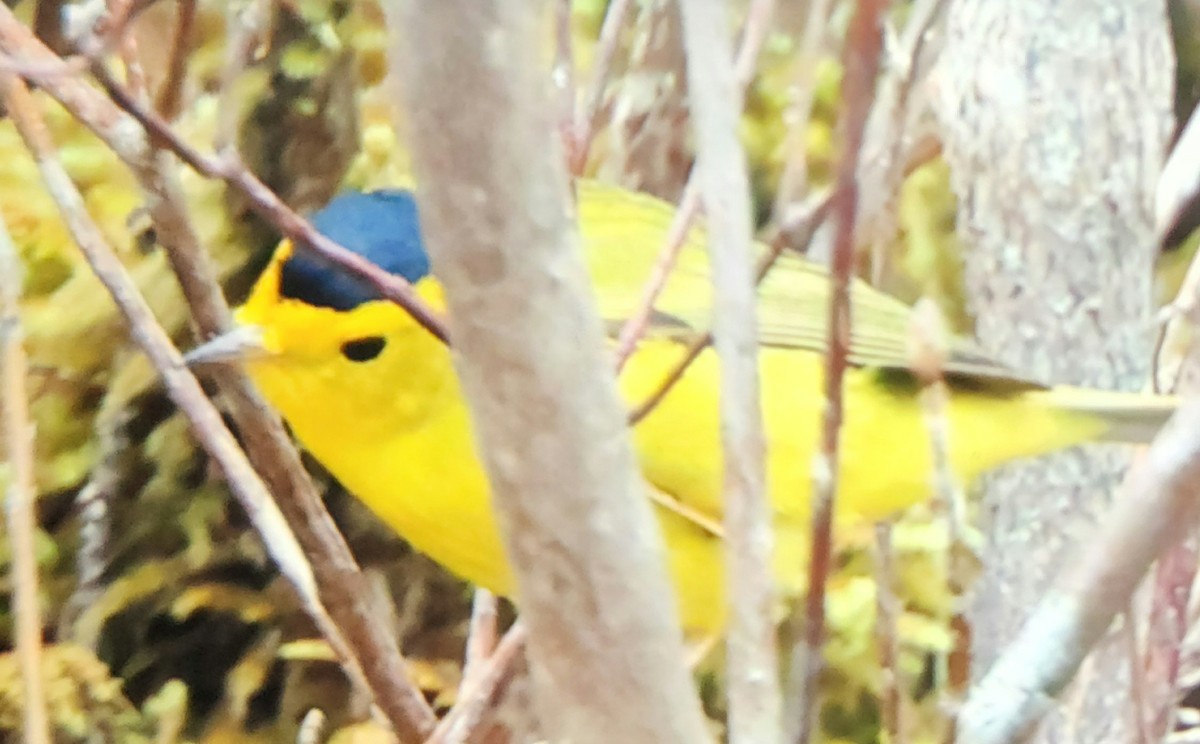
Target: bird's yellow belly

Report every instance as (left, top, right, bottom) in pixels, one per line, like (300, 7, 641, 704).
(273, 340, 1099, 635)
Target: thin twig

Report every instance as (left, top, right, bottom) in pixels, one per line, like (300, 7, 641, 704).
(92, 62, 452, 344)
(772, 0, 835, 220)
(154, 0, 196, 119)
(612, 180, 701, 369)
(611, 0, 775, 375)
(908, 297, 971, 589)
(554, 0, 577, 164)
(627, 188, 833, 424)
(0, 202, 52, 744)
(0, 72, 436, 742)
(860, 0, 948, 286)
(0, 10, 438, 732)
(791, 3, 889, 742)
(59, 404, 124, 636)
(215, 0, 269, 152)
(732, 0, 777, 91)
(679, 1, 779, 742)
(570, 0, 634, 174)
(1126, 600, 1152, 744)
(105, 0, 148, 103)
(873, 523, 905, 744)
(426, 624, 529, 744)
(461, 589, 500, 687)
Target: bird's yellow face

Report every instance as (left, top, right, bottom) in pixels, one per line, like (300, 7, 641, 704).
(235, 240, 436, 363)
(211, 238, 459, 444)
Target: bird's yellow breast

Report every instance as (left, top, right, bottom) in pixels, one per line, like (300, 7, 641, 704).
(245, 321, 1110, 634)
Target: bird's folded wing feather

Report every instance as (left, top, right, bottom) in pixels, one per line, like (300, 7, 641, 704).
(576, 179, 1039, 390)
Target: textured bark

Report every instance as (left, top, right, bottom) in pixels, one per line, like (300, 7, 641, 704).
(389, 3, 712, 743)
(935, 2, 1173, 741)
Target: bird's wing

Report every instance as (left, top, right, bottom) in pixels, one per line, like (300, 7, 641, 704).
(576, 180, 1040, 389)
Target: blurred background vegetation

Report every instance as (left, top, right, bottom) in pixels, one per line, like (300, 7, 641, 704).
(1, 1, 1198, 741)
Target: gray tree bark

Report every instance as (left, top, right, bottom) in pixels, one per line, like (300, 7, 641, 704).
(935, 1, 1173, 741)
(388, 3, 713, 743)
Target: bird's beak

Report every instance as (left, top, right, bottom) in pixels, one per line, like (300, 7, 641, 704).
(183, 324, 269, 367)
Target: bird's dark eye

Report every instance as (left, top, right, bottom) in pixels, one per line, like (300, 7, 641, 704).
(340, 336, 386, 362)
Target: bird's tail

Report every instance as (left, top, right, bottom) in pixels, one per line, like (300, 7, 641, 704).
(1034, 386, 1180, 445)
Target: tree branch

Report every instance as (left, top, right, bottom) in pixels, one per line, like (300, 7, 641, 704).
(678, 2, 779, 742)
(790, 2, 889, 742)
(0, 193, 51, 744)
(389, 3, 712, 742)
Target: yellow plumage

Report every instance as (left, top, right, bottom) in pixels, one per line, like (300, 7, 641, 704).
(207, 181, 1175, 633)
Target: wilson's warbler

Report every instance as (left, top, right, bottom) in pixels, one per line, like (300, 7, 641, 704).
(187, 181, 1176, 633)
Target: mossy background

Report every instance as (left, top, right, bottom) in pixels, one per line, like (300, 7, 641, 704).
(1, 1, 1195, 742)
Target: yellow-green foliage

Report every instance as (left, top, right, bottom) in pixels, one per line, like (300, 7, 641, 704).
(0, 644, 155, 742)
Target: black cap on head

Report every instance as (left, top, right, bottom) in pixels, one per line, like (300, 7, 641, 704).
(279, 190, 432, 311)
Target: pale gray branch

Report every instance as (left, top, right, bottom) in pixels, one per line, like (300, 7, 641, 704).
(678, 2, 780, 743)
(958, 402, 1200, 743)
(389, 3, 712, 743)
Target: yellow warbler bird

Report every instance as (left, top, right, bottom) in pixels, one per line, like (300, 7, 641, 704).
(188, 181, 1175, 633)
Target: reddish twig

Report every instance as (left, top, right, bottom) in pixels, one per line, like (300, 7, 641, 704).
(91, 62, 451, 343)
(628, 188, 832, 425)
(0, 193, 52, 744)
(611, 0, 776, 376)
(612, 180, 701, 369)
(791, 2, 890, 743)
(154, 0, 196, 119)
(0, 64, 436, 742)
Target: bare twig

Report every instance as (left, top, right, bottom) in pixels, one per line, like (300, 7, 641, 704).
(679, 2, 779, 743)
(389, 3, 711, 742)
(873, 524, 905, 744)
(554, 0, 577, 163)
(154, 0, 196, 119)
(955, 403, 1200, 743)
(0, 8, 446, 344)
(427, 624, 529, 744)
(790, 3, 889, 742)
(908, 297, 971, 587)
(214, 0, 270, 152)
(1126, 601, 1152, 744)
(1146, 533, 1199, 738)
(59, 405, 123, 635)
(105, 0, 148, 103)
(859, 0, 947, 285)
(611, 180, 701, 369)
(0, 203, 51, 744)
(0, 71, 435, 741)
(93, 62, 452, 344)
(733, 0, 777, 90)
(627, 188, 833, 424)
(772, 0, 836, 219)
(611, 0, 774, 374)
(570, 0, 634, 174)
(1157, 102, 1200, 247)
(461, 589, 500, 687)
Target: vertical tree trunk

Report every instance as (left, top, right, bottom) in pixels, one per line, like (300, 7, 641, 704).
(935, 2, 1173, 741)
